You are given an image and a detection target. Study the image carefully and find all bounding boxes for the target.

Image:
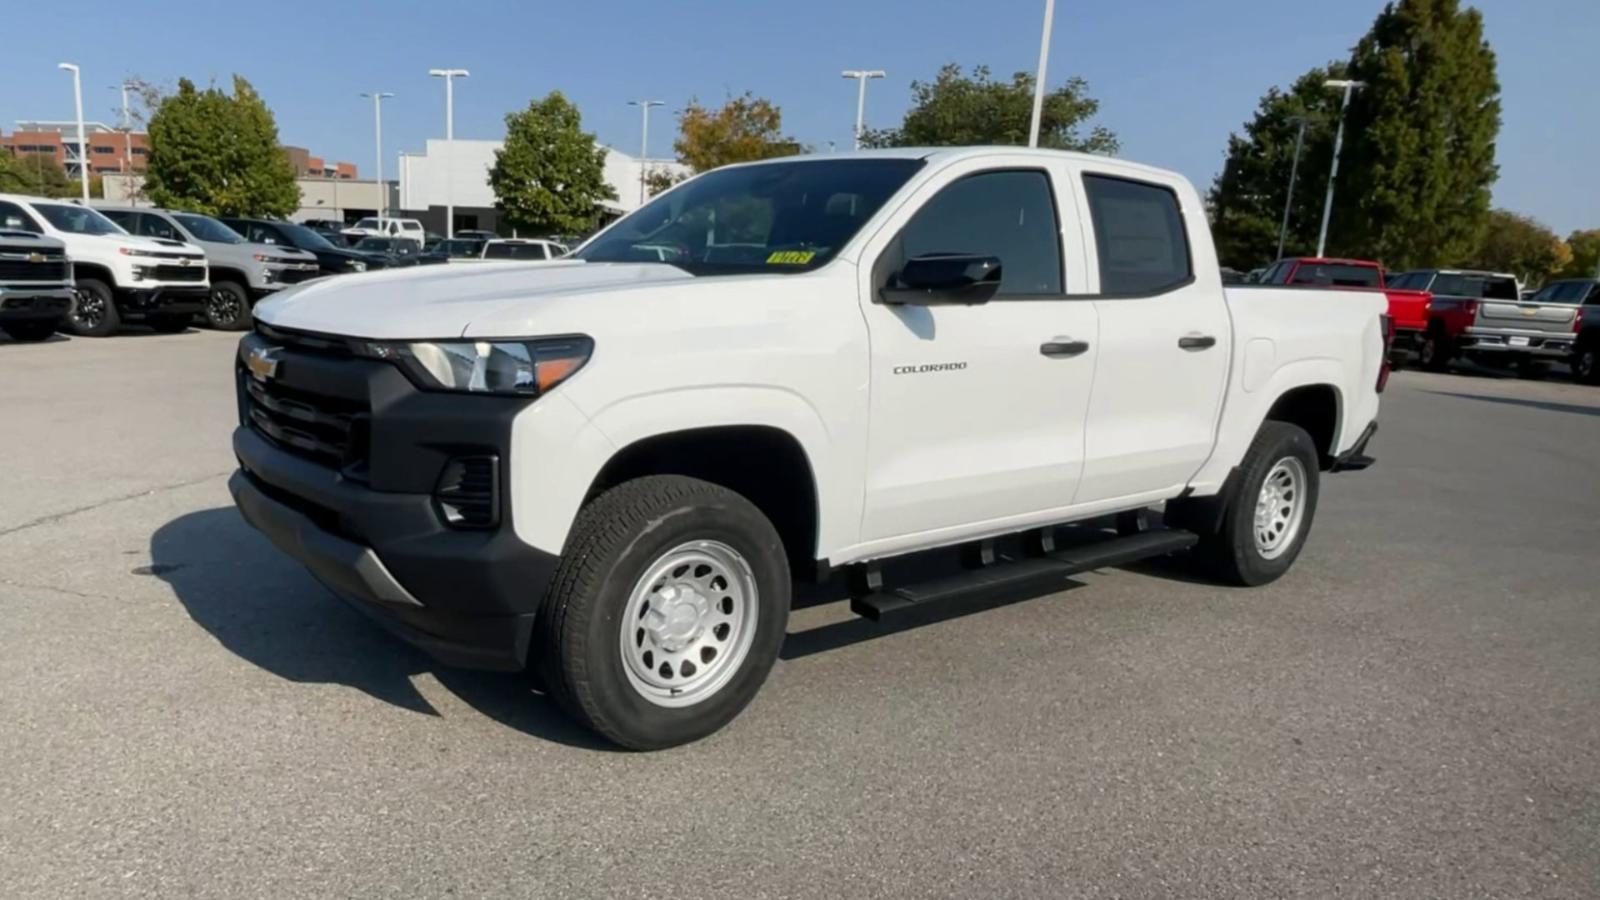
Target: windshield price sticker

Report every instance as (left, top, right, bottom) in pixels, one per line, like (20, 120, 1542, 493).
(766, 250, 816, 265)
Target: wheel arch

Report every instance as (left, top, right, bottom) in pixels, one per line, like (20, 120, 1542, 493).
(69, 261, 115, 287)
(1263, 383, 1342, 469)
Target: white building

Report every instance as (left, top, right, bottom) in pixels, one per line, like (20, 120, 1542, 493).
(398, 139, 688, 237)
(101, 172, 397, 224)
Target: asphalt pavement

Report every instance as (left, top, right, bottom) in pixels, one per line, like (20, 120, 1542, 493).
(2, 328, 1597, 898)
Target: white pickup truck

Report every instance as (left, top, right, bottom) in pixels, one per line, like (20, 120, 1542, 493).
(230, 148, 1386, 749)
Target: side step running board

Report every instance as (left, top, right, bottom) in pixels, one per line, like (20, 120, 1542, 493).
(849, 529, 1198, 621)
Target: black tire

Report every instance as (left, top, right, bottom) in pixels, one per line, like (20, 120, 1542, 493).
(1418, 329, 1451, 372)
(203, 280, 252, 330)
(1189, 421, 1320, 587)
(538, 475, 791, 750)
(1, 320, 59, 342)
(1570, 343, 1599, 385)
(64, 278, 120, 337)
(147, 313, 192, 334)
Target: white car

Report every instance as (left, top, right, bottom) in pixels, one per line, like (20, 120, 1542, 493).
(447, 238, 569, 263)
(0, 193, 209, 336)
(340, 217, 426, 243)
(231, 147, 1386, 749)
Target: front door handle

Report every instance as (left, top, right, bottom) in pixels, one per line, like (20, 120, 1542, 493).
(1040, 340, 1090, 358)
(1178, 334, 1217, 351)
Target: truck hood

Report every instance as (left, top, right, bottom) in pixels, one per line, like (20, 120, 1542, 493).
(253, 260, 696, 338)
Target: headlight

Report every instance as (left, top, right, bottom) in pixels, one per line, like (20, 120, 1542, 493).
(253, 253, 282, 263)
(355, 337, 592, 396)
(118, 247, 160, 257)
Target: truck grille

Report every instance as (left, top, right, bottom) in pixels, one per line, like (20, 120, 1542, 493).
(0, 258, 69, 281)
(242, 373, 369, 473)
(148, 264, 206, 283)
(275, 267, 320, 285)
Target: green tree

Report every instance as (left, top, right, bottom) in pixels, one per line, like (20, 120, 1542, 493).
(643, 166, 687, 198)
(862, 64, 1117, 154)
(1560, 229, 1600, 279)
(1476, 210, 1570, 285)
(1332, 0, 1502, 269)
(1207, 64, 1350, 271)
(144, 76, 300, 217)
(0, 151, 75, 197)
(673, 93, 801, 173)
(489, 91, 616, 235)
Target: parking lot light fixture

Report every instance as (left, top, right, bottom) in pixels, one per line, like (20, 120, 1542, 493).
(841, 70, 885, 150)
(1317, 79, 1365, 258)
(58, 63, 90, 203)
(361, 92, 395, 222)
(627, 100, 665, 207)
(428, 69, 469, 239)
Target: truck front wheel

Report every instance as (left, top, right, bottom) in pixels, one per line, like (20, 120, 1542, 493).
(538, 475, 791, 750)
(64, 278, 120, 337)
(1191, 421, 1320, 587)
(204, 280, 252, 331)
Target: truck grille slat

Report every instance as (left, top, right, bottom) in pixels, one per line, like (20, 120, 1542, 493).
(241, 371, 368, 473)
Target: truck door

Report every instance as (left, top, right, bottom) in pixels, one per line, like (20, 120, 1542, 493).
(857, 160, 1099, 545)
(1068, 167, 1231, 504)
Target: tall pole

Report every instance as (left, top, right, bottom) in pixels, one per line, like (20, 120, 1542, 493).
(628, 100, 665, 206)
(58, 63, 90, 202)
(840, 70, 884, 149)
(362, 92, 394, 222)
(1276, 117, 1308, 261)
(429, 69, 468, 238)
(1027, 0, 1057, 147)
(1317, 79, 1363, 258)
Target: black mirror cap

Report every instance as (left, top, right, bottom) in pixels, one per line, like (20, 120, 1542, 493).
(882, 253, 1002, 306)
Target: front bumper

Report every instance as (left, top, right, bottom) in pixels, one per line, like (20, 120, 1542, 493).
(122, 285, 209, 316)
(228, 334, 557, 670)
(0, 286, 74, 323)
(1460, 327, 1574, 359)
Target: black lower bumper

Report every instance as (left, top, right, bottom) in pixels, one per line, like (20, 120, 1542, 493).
(122, 285, 208, 316)
(0, 289, 73, 323)
(230, 425, 558, 671)
(1330, 421, 1378, 472)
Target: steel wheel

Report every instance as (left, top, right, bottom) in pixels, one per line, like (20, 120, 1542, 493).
(1254, 457, 1308, 560)
(71, 287, 105, 331)
(619, 540, 759, 709)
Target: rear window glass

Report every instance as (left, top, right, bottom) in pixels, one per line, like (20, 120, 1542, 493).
(1432, 273, 1519, 300)
(485, 243, 548, 260)
(1083, 175, 1192, 295)
(1289, 263, 1381, 288)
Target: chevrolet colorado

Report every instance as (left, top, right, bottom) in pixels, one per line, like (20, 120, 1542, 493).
(230, 148, 1385, 749)
(0, 193, 209, 336)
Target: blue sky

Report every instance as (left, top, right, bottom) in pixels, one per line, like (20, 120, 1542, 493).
(2, 0, 1594, 234)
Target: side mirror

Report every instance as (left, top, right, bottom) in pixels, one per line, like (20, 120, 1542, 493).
(882, 253, 1002, 306)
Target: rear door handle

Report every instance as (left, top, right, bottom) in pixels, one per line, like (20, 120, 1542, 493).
(1040, 340, 1090, 358)
(1178, 334, 1217, 351)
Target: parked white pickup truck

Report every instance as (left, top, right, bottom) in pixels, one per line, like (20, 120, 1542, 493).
(231, 148, 1386, 749)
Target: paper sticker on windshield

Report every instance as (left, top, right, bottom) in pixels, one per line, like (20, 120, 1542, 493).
(766, 250, 815, 265)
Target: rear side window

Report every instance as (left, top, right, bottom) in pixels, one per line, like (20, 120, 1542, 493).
(1083, 174, 1191, 295)
(897, 169, 1063, 296)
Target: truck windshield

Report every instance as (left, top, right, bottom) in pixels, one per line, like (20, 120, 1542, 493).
(172, 213, 244, 244)
(33, 203, 124, 236)
(574, 157, 925, 274)
(1432, 273, 1519, 300)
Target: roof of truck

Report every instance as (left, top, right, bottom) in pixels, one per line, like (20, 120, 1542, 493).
(722, 146, 1182, 181)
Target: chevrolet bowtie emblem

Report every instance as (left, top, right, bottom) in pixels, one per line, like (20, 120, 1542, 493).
(27, 252, 43, 263)
(246, 346, 282, 381)
(179, 257, 191, 266)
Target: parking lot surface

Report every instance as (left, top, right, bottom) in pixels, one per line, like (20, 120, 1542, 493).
(2, 329, 1598, 898)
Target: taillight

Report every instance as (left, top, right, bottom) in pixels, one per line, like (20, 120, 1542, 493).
(1464, 299, 1479, 317)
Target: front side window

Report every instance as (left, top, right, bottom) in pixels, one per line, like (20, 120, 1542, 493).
(1083, 174, 1192, 295)
(32, 203, 124, 236)
(891, 169, 1063, 297)
(576, 157, 924, 275)
(0, 200, 42, 233)
(172, 213, 244, 244)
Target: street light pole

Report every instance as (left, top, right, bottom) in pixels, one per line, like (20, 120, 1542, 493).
(428, 69, 468, 238)
(58, 63, 90, 202)
(1276, 117, 1309, 261)
(1317, 79, 1364, 258)
(361, 91, 395, 222)
(840, 70, 885, 150)
(627, 99, 664, 206)
(1027, 0, 1057, 147)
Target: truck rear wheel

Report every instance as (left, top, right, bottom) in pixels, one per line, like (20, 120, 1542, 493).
(64, 278, 119, 337)
(1418, 329, 1451, 372)
(1191, 421, 1320, 587)
(538, 475, 791, 750)
(1570, 343, 1599, 385)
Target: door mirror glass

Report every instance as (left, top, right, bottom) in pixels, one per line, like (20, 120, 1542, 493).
(882, 253, 1002, 305)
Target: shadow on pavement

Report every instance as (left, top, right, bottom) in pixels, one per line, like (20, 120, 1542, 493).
(149, 506, 616, 751)
(1423, 390, 1600, 418)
